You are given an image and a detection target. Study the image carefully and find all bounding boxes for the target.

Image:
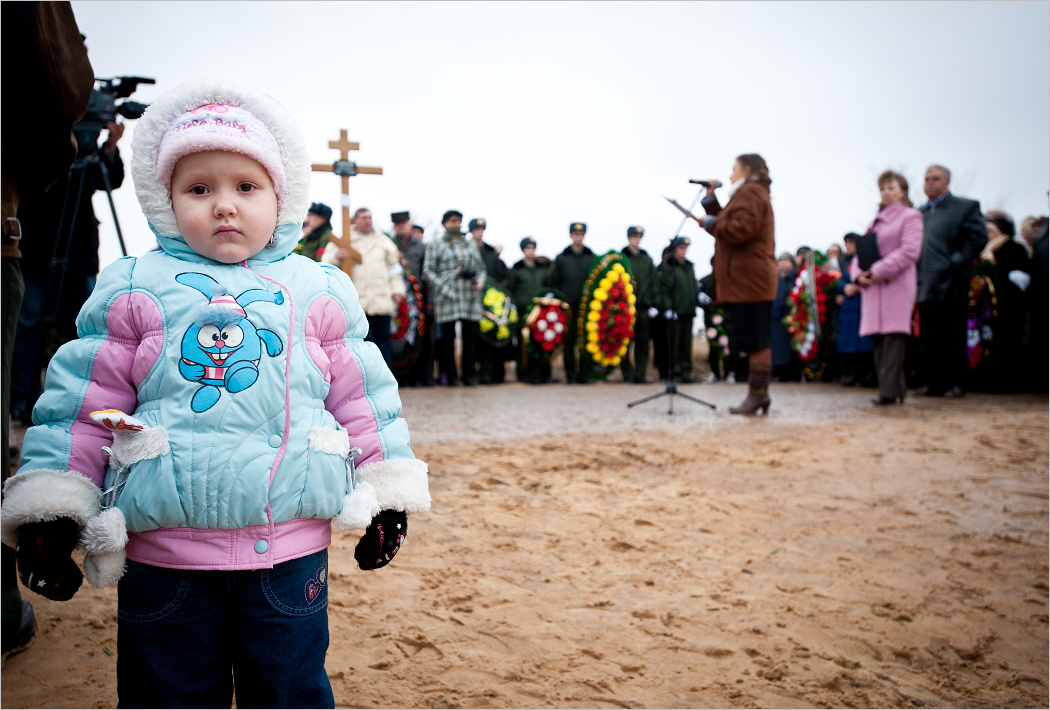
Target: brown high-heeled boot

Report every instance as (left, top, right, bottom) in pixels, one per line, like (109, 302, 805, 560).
(730, 363, 771, 415)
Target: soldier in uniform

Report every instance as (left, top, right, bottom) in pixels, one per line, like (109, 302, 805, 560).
(469, 218, 506, 281)
(507, 237, 551, 384)
(546, 222, 596, 383)
(293, 202, 333, 262)
(469, 217, 509, 384)
(653, 237, 699, 383)
(620, 226, 655, 383)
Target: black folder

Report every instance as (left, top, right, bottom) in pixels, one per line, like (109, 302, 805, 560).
(855, 231, 881, 272)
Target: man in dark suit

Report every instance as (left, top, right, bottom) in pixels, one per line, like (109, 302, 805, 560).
(915, 164, 987, 397)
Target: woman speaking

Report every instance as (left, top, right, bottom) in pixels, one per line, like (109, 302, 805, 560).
(696, 154, 777, 415)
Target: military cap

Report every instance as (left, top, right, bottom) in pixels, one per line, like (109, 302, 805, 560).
(627, 226, 644, 237)
(391, 211, 411, 223)
(669, 236, 690, 248)
(442, 209, 463, 224)
(520, 236, 537, 250)
(308, 202, 333, 221)
(469, 218, 486, 231)
(411, 224, 424, 232)
(570, 222, 587, 234)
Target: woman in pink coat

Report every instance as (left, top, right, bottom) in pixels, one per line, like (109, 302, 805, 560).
(850, 170, 923, 405)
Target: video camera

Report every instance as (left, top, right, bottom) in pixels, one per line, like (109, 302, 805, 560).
(72, 76, 155, 157)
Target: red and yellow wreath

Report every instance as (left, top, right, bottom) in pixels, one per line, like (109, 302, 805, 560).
(577, 252, 636, 379)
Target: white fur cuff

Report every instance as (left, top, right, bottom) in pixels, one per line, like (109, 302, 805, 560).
(332, 459, 430, 530)
(108, 425, 170, 467)
(1, 470, 101, 547)
(82, 507, 128, 588)
(84, 549, 127, 588)
(333, 482, 379, 531)
(357, 459, 431, 514)
(308, 427, 350, 457)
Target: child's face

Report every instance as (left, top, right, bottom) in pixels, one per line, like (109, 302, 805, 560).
(170, 151, 278, 263)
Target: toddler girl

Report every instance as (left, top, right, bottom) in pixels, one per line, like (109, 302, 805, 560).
(1, 81, 430, 707)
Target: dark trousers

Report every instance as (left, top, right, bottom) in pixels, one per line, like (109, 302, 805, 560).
(620, 312, 651, 382)
(872, 333, 908, 399)
(10, 271, 94, 416)
(411, 309, 435, 386)
(670, 316, 694, 382)
(365, 314, 393, 371)
(651, 317, 669, 380)
(562, 306, 581, 383)
(438, 319, 477, 386)
(917, 300, 968, 393)
(2, 257, 25, 644)
(475, 332, 505, 384)
(9, 273, 43, 416)
(116, 551, 334, 708)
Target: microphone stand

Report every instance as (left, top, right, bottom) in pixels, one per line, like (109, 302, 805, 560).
(627, 184, 716, 414)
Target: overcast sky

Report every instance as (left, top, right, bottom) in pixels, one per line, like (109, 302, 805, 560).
(73, 0, 1049, 275)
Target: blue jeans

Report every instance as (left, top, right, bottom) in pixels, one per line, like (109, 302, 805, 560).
(116, 549, 334, 708)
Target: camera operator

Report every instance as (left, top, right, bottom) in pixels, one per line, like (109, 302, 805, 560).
(694, 153, 777, 415)
(10, 119, 126, 425)
(423, 210, 485, 386)
(2, 0, 95, 662)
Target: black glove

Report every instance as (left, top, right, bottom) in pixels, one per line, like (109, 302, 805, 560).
(457, 266, 477, 281)
(354, 509, 407, 570)
(16, 518, 83, 601)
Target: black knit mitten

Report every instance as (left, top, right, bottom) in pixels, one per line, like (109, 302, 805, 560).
(16, 518, 83, 601)
(354, 509, 407, 570)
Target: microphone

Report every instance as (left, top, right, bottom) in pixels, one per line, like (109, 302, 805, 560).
(689, 179, 723, 188)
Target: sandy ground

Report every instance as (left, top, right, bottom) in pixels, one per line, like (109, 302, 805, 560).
(2, 381, 1047, 708)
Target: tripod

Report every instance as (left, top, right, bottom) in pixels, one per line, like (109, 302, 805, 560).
(627, 184, 715, 414)
(43, 145, 127, 330)
(626, 269, 716, 414)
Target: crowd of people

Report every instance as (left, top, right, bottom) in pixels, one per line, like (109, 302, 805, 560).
(299, 208, 704, 390)
(291, 159, 1048, 416)
(766, 169, 1049, 401)
(1, 11, 1046, 702)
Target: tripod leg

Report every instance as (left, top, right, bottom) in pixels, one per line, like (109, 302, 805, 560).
(674, 391, 718, 409)
(45, 167, 89, 327)
(97, 160, 127, 257)
(627, 391, 672, 408)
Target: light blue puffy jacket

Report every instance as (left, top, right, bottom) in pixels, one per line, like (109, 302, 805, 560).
(0, 82, 429, 586)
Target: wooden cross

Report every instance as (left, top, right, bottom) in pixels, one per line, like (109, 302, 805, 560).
(310, 128, 383, 278)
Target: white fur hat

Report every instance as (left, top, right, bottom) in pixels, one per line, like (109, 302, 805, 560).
(132, 81, 310, 238)
(155, 103, 287, 200)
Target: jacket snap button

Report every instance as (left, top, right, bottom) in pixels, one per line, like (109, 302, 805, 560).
(254, 540, 269, 554)
(268, 434, 282, 448)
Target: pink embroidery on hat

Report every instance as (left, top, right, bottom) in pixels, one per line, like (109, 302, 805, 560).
(190, 103, 231, 114)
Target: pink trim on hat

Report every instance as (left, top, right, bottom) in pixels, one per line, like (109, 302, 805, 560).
(155, 103, 287, 206)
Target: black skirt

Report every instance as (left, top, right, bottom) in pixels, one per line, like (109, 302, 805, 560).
(724, 301, 773, 354)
